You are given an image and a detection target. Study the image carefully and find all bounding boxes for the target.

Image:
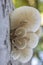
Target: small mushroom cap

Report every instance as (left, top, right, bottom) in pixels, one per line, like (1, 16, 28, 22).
(26, 32, 39, 48)
(12, 37, 27, 49)
(10, 6, 41, 32)
(15, 27, 26, 37)
(18, 48, 33, 63)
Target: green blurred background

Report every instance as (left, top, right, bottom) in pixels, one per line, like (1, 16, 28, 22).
(12, 0, 43, 65)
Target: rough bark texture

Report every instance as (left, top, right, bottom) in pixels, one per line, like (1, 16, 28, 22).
(0, 0, 14, 65)
(0, 0, 31, 65)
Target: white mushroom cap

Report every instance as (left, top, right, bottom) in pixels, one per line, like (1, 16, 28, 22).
(18, 48, 33, 63)
(15, 27, 26, 37)
(10, 6, 41, 32)
(12, 37, 27, 49)
(26, 32, 39, 48)
(15, 38, 27, 49)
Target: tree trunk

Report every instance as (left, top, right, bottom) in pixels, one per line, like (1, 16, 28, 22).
(0, 0, 14, 65)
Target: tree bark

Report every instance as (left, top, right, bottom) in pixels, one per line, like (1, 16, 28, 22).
(0, 0, 14, 65)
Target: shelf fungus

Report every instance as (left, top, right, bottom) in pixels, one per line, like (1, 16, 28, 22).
(10, 6, 41, 63)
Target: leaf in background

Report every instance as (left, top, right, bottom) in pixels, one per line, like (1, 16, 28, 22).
(12, 0, 29, 8)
